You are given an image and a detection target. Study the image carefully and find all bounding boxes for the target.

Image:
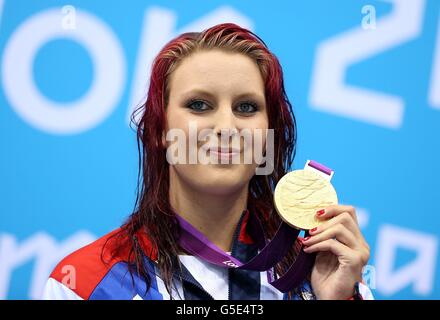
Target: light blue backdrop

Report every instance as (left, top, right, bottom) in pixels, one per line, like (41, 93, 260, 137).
(1, 0, 439, 299)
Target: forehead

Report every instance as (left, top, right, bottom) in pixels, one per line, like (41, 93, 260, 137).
(167, 49, 265, 97)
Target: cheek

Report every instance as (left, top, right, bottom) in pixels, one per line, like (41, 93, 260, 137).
(241, 113, 269, 132)
(166, 107, 187, 130)
(240, 117, 269, 152)
(167, 107, 213, 134)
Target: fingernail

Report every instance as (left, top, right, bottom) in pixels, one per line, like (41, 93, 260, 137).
(303, 236, 311, 242)
(310, 227, 318, 233)
(316, 209, 325, 217)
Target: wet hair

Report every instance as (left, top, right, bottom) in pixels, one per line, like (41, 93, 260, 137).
(102, 23, 299, 297)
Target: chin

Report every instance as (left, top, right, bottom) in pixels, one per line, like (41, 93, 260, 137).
(199, 181, 244, 196)
(172, 163, 257, 196)
(195, 165, 253, 195)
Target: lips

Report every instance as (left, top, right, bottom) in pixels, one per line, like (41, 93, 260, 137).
(207, 147, 240, 160)
(209, 147, 240, 154)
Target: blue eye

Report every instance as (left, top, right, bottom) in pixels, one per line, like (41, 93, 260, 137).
(236, 102, 258, 114)
(186, 99, 210, 112)
(185, 98, 258, 114)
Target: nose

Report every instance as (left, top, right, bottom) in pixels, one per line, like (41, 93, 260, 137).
(213, 104, 238, 138)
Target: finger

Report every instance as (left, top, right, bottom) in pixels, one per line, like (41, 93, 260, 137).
(303, 224, 358, 249)
(310, 213, 370, 255)
(303, 239, 366, 267)
(315, 204, 358, 225)
(313, 211, 363, 240)
(303, 238, 351, 258)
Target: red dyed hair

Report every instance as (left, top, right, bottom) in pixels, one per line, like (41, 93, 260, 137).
(104, 23, 298, 296)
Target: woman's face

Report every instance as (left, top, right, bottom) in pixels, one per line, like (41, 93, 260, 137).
(165, 49, 268, 196)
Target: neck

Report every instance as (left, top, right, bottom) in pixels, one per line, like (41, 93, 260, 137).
(169, 170, 248, 253)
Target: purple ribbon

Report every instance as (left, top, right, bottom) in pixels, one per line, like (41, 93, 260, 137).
(176, 160, 332, 293)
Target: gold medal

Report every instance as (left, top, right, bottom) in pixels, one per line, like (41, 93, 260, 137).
(274, 160, 338, 230)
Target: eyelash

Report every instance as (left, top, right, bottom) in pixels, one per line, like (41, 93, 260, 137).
(185, 98, 259, 114)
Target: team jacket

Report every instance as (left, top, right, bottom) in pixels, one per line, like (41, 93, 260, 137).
(42, 211, 374, 300)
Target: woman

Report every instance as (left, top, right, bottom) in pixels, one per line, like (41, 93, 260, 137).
(43, 23, 372, 300)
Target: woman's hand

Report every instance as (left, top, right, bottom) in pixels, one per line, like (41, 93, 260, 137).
(301, 205, 370, 300)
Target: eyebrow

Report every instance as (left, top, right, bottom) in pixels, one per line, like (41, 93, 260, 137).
(180, 88, 266, 105)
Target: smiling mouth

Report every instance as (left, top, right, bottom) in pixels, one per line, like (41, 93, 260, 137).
(209, 150, 239, 156)
(207, 147, 241, 160)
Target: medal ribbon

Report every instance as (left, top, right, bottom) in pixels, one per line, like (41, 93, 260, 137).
(176, 160, 333, 292)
